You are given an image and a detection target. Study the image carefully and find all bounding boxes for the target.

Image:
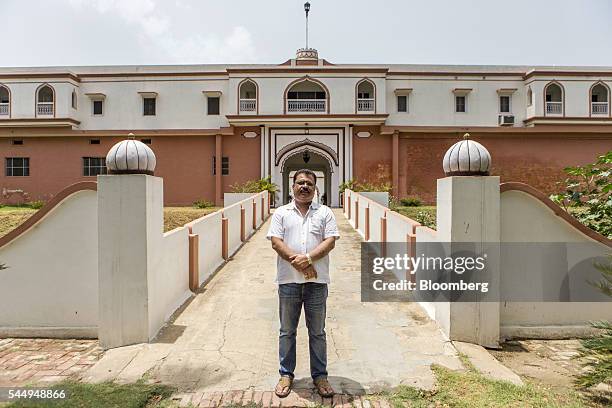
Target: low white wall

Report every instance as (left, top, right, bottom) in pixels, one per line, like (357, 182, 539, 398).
(500, 189, 612, 338)
(360, 192, 389, 207)
(224, 193, 255, 207)
(148, 226, 192, 340)
(0, 189, 98, 338)
(189, 211, 224, 285)
(223, 203, 242, 256)
(387, 211, 420, 242)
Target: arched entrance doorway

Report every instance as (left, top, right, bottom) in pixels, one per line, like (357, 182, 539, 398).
(280, 149, 332, 206)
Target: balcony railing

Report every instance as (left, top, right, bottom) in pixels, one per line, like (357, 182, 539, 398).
(357, 98, 375, 112)
(591, 101, 609, 115)
(239, 98, 256, 112)
(287, 99, 326, 113)
(37, 102, 54, 116)
(545, 101, 563, 115)
(0, 103, 8, 116)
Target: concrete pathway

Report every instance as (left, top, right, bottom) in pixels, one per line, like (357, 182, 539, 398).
(82, 209, 462, 395)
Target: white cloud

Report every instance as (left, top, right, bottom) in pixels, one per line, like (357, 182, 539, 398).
(66, 0, 256, 63)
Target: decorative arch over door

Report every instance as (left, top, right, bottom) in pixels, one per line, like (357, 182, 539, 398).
(275, 138, 339, 167)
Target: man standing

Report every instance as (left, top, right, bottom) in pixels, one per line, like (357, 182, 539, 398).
(267, 169, 339, 398)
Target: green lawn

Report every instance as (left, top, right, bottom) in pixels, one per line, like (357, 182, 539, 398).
(372, 355, 598, 408)
(0, 380, 175, 408)
(394, 206, 437, 229)
(0, 206, 219, 238)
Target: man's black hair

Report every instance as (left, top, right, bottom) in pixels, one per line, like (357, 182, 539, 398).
(293, 169, 317, 184)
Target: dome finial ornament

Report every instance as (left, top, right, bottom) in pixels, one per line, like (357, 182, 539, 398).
(442, 135, 491, 176)
(105, 135, 156, 175)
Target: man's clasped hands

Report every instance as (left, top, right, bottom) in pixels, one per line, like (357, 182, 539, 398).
(289, 253, 317, 279)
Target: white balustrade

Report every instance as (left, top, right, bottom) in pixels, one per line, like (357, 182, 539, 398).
(239, 99, 256, 112)
(0, 103, 8, 115)
(287, 99, 326, 113)
(591, 102, 609, 115)
(357, 98, 375, 112)
(37, 102, 54, 115)
(545, 101, 562, 114)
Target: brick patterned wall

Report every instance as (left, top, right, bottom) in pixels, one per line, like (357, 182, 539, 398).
(398, 133, 612, 203)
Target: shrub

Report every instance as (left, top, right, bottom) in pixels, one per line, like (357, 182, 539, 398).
(414, 210, 436, 229)
(576, 255, 612, 389)
(550, 150, 612, 238)
(27, 200, 45, 209)
(340, 164, 393, 194)
(400, 197, 422, 207)
(193, 200, 214, 209)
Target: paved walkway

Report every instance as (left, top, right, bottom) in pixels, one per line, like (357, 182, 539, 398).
(82, 209, 461, 401)
(0, 338, 103, 386)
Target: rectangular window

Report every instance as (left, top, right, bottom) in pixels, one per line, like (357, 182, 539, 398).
(71, 91, 77, 109)
(11, 140, 23, 145)
(212, 156, 229, 175)
(89, 139, 100, 145)
(455, 96, 466, 113)
(83, 157, 107, 176)
(207, 96, 220, 115)
(499, 95, 511, 113)
(358, 91, 371, 99)
(141, 138, 152, 145)
(5, 157, 29, 176)
(397, 95, 407, 112)
(93, 100, 103, 115)
(143, 98, 156, 116)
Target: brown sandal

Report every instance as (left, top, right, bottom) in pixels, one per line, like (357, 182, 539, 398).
(314, 377, 335, 398)
(274, 375, 293, 398)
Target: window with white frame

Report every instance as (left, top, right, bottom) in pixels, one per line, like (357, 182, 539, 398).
(93, 100, 103, 115)
(5, 157, 29, 176)
(83, 157, 107, 176)
(394, 89, 411, 113)
(143, 98, 156, 116)
(499, 95, 511, 113)
(455, 95, 466, 112)
(397, 95, 408, 112)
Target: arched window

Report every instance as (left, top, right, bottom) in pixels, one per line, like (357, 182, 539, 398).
(0, 85, 9, 116)
(590, 82, 609, 115)
(356, 79, 375, 113)
(285, 77, 328, 113)
(544, 82, 563, 115)
(36, 84, 55, 116)
(71, 89, 77, 110)
(238, 79, 257, 113)
(526, 87, 533, 107)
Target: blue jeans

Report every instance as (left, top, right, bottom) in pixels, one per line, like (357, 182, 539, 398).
(278, 283, 328, 380)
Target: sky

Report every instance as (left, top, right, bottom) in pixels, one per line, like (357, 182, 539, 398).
(1, 0, 612, 67)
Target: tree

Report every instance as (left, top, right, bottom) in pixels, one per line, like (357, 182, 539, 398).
(551, 151, 612, 238)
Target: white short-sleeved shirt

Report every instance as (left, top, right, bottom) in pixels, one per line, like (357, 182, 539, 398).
(267, 200, 340, 284)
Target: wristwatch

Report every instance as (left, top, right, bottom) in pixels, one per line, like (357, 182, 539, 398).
(306, 253, 313, 265)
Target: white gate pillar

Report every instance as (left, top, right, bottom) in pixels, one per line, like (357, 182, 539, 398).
(435, 134, 500, 348)
(97, 137, 160, 349)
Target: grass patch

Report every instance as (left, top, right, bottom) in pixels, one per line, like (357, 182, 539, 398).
(0, 208, 37, 238)
(374, 363, 593, 408)
(163, 206, 219, 232)
(0, 206, 220, 238)
(0, 380, 175, 408)
(395, 206, 437, 229)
